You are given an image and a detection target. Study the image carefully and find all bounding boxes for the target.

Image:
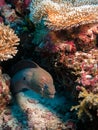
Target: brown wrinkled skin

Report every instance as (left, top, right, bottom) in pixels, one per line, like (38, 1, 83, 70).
(11, 61, 56, 98)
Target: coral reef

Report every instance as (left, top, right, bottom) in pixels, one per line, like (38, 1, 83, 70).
(34, 26, 98, 119)
(0, 22, 19, 116)
(0, 0, 98, 129)
(58, 48, 98, 88)
(30, 0, 98, 30)
(0, 23, 20, 61)
(0, 68, 11, 114)
(15, 91, 74, 130)
(0, 4, 21, 24)
(71, 87, 98, 121)
(30, 0, 98, 121)
(9, 0, 31, 15)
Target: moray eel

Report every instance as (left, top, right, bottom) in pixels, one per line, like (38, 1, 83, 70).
(10, 60, 56, 98)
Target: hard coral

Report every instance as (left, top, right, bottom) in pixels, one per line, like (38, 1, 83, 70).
(71, 87, 98, 120)
(0, 23, 20, 61)
(30, 0, 98, 30)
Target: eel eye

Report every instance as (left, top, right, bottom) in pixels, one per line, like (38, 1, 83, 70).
(44, 84, 48, 90)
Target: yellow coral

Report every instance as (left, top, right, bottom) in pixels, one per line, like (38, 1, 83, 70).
(71, 87, 98, 120)
(0, 23, 20, 61)
(30, 0, 98, 30)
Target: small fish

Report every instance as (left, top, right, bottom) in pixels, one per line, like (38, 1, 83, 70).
(11, 60, 56, 98)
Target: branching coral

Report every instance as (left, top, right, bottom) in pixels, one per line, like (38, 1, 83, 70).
(71, 87, 98, 120)
(0, 23, 20, 61)
(30, 0, 98, 30)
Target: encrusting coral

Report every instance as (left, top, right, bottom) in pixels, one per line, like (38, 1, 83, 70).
(30, 0, 98, 30)
(0, 23, 20, 61)
(0, 68, 11, 114)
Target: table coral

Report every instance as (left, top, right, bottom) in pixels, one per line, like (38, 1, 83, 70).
(30, 0, 98, 30)
(0, 23, 20, 61)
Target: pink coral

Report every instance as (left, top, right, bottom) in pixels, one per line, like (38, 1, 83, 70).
(34, 22, 98, 98)
(0, 0, 6, 7)
(0, 17, 3, 23)
(74, 24, 98, 51)
(24, 0, 31, 8)
(36, 39, 76, 54)
(10, 0, 31, 15)
(78, 24, 98, 42)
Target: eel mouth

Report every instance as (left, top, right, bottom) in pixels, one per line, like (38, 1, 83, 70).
(43, 93, 55, 98)
(49, 94, 55, 98)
